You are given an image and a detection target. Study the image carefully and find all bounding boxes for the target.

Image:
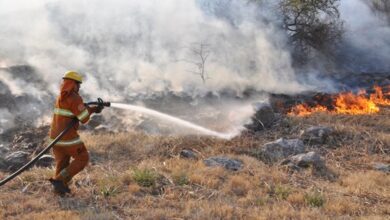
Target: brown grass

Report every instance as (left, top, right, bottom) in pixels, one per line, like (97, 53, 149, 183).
(0, 107, 389, 219)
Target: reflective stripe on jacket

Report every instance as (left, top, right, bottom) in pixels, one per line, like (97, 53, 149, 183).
(49, 137, 83, 146)
(54, 108, 90, 121)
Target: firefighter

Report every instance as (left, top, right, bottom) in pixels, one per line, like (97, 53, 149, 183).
(49, 71, 103, 195)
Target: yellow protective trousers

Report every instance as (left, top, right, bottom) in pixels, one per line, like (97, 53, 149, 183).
(52, 143, 89, 185)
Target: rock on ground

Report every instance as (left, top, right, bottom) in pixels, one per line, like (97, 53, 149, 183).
(4, 151, 30, 171)
(281, 152, 335, 179)
(373, 163, 390, 173)
(300, 126, 333, 145)
(36, 154, 55, 167)
(281, 151, 325, 169)
(260, 138, 305, 164)
(204, 156, 243, 171)
(180, 149, 197, 159)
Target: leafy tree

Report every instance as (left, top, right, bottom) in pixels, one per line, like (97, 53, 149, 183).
(279, 0, 343, 65)
(365, 0, 390, 23)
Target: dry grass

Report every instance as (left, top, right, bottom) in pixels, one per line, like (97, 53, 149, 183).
(0, 107, 389, 219)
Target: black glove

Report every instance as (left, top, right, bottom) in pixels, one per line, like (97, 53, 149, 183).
(93, 105, 104, 114)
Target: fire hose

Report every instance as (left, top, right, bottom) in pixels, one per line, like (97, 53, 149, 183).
(0, 98, 110, 187)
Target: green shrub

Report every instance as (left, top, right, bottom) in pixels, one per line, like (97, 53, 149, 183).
(97, 175, 121, 197)
(305, 191, 326, 207)
(273, 185, 291, 200)
(100, 185, 119, 197)
(132, 168, 157, 187)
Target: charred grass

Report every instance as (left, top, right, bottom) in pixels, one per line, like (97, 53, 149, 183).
(0, 107, 389, 219)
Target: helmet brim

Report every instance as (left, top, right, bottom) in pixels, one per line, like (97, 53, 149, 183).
(63, 77, 82, 84)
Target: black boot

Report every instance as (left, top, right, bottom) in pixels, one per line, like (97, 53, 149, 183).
(49, 178, 71, 195)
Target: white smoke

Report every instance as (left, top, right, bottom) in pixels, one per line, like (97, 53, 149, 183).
(0, 70, 24, 96)
(0, 69, 49, 98)
(339, 0, 390, 72)
(0, 0, 308, 99)
(0, 109, 14, 134)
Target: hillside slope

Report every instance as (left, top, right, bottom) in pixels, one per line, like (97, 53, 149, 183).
(0, 108, 389, 219)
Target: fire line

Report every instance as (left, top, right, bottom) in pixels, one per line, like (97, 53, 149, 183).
(288, 85, 390, 116)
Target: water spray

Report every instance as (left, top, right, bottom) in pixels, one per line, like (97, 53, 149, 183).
(110, 103, 238, 140)
(87, 98, 237, 139)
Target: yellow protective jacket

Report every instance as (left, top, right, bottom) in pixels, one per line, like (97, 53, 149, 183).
(49, 79, 92, 146)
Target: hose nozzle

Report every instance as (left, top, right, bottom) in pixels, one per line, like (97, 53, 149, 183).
(86, 98, 111, 107)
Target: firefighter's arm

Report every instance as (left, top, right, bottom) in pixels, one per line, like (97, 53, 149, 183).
(79, 106, 104, 124)
(70, 95, 92, 124)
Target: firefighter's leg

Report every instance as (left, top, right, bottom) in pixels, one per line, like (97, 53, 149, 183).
(52, 146, 70, 177)
(51, 146, 71, 194)
(55, 144, 89, 184)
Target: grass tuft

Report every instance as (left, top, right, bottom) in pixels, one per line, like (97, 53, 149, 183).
(304, 191, 325, 207)
(100, 185, 120, 197)
(132, 168, 157, 187)
(270, 184, 291, 200)
(96, 174, 122, 197)
(172, 172, 189, 186)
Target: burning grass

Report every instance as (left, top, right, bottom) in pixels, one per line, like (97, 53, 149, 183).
(0, 106, 389, 219)
(289, 85, 390, 116)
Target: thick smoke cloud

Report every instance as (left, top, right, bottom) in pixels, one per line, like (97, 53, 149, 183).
(0, 0, 307, 98)
(0, 0, 307, 137)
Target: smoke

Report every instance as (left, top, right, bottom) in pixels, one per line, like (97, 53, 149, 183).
(0, 71, 24, 96)
(0, 1, 388, 96)
(0, 0, 309, 98)
(0, 0, 388, 136)
(338, 0, 390, 72)
(0, 109, 14, 134)
(0, 69, 49, 98)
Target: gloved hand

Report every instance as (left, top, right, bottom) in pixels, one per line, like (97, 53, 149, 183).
(91, 105, 104, 114)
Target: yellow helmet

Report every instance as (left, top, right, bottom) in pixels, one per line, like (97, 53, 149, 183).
(63, 71, 83, 83)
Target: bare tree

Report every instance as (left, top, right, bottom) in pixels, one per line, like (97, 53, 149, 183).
(183, 42, 211, 84)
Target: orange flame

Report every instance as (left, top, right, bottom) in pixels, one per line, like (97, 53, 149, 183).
(334, 92, 379, 115)
(288, 104, 327, 116)
(370, 85, 390, 106)
(289, 86, 390, 116)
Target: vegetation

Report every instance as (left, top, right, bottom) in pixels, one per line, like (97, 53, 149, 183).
(186, 42, 210, 84)
(365, 0, 390, 23)
(272, 184, 291, 200)
(249, 0, 344, 65)
(172, 172, 190, 186)
(304, 190, 326, 207)
(132, 168, 157, 187)
(279, 0, 343, 65)
(0, 107, 389, 219)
